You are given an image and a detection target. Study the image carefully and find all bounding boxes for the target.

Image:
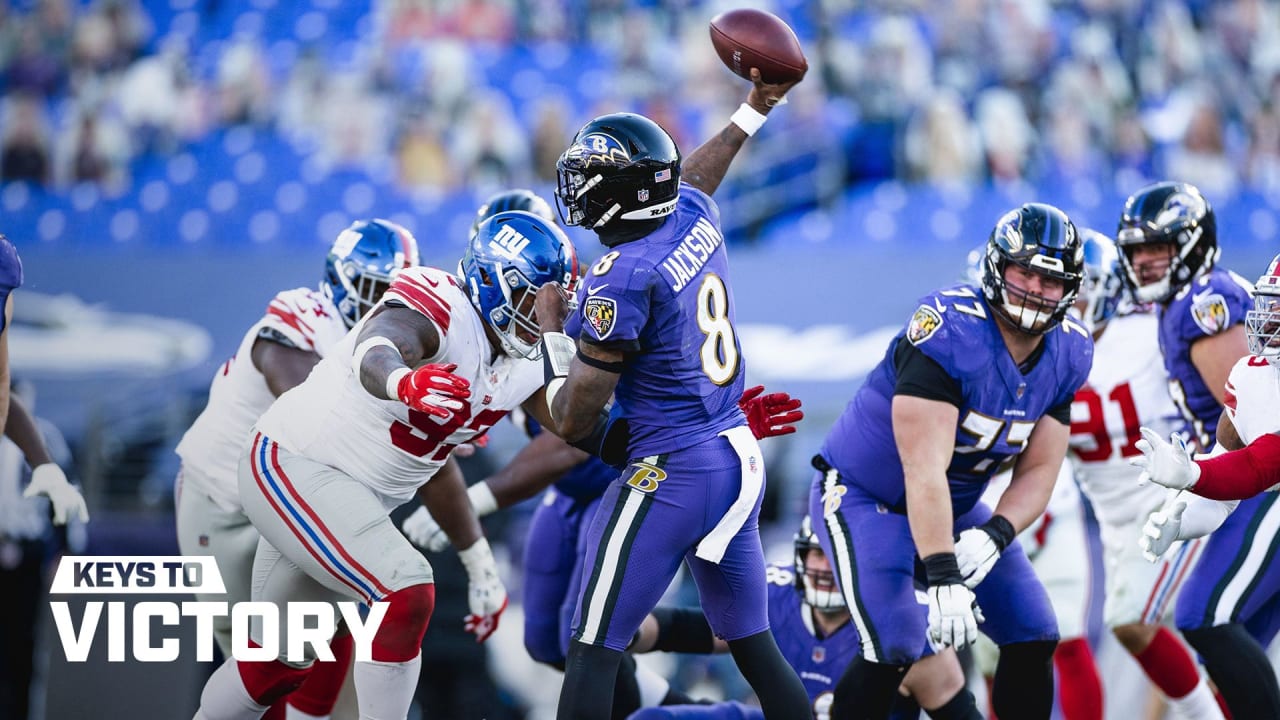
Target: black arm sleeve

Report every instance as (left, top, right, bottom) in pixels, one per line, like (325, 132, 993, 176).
(892, 339, 964, 408)
(579, 333, 642, 354)
(1045, 398, 1072, 425)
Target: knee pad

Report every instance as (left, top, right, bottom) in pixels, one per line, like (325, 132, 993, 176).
(371, 583, 435, 663)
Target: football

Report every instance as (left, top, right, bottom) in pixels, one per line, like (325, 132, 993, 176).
(709, 8, 808, 85)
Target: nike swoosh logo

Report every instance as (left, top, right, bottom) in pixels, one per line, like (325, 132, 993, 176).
(934, 298, 947, 313)
(587, 284, 609, 296)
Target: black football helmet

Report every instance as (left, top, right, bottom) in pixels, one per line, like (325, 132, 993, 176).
(470, 188, 554, 238)
(980, 203, 1085, 335)
(1116, 181, 1218, 304)
(793, 515, 845, 612)
(555, 112, 681, 230)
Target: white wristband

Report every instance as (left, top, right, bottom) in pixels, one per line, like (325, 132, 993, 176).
(458, 536, 495, 575)
(468, 482, 499, 517)
(353, 336, 399, 376)
(730, 103, 768, 137)
(386, 367, 410, 400)
(541, 331, 576, 419)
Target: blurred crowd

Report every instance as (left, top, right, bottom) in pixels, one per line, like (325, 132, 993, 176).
(3, 0, 1280, 210)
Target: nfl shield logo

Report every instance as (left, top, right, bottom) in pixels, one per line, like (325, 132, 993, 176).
(638, 188, 650, 202)
(812, 646, 826, 663)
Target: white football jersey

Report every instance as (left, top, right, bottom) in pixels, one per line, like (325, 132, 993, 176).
(176, 288, 349, 511)
(255, 266, 544, 508)
(1069, 310, 1182, 528)
(1223, 356, 1280, 447)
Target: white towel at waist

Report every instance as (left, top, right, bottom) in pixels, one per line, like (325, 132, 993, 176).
(695, 425, 766, 564)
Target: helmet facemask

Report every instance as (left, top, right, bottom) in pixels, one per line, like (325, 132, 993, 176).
(460, 211, 578, 361)
(1116, 182, 1219, 305)
(1246, 293, 1280, 366)
(323, 220, 419, 328)
(793, 517, 845, 613)
(981, 204, 1084, 335)
(1075, 230, 1124, 333)
(985, 251, 1081, 335)
(555, 115, 681, 231)
(469, 262, 544, 360)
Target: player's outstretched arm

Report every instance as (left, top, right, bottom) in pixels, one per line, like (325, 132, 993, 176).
(351, 305, 470, 419)
(1139, 428, 1280, 501)
(482, 431, 590, 509)
(682, 68, 800, 197)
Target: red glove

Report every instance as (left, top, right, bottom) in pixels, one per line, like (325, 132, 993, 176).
(395, 363, 471, 419)
(739, 385, 804, 439)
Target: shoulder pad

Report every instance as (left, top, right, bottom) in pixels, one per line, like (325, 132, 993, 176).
(384, 267, 459, 332)
(261, 287, 327, 352)
(907, 287, 994, 377)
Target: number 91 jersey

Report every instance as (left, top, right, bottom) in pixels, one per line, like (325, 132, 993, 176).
(255, 266, 544, 508)
(821, 284, 1093, 515)
(1069, 309, 1181, 528)
(564, 182, 745, 459)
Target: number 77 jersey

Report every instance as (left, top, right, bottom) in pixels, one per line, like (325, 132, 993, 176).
(819, 283, 1094, 515)
(564, 182, 746, 458)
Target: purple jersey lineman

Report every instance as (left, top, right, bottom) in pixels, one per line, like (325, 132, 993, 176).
(565, 182, 746, 458)
(809, 286, 1089, 665)
(820, 284, 1093, 516)
(1156, 267, 1254, 448)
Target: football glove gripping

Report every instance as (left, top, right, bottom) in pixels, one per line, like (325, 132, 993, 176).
(1141, 500, 1187, 563)
(394, 363, 471, 420)
(923, 553, 983, 651)
(1132, 427, 1201, 491)
(954, 515, 1015, 589)
(738, 385, 804, 439)
(23, 464, 89, 525)
(458, 538, 507, 643)
(402, 506, 449, 553)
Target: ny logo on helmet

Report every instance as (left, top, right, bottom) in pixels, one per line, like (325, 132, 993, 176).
(489, 224, 531, 262)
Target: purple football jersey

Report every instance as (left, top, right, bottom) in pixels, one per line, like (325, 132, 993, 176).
(565, 183, 745, 458)
(0, 235, 22, 334)
(765, 564, 857, 711)
(820, 285, 1093, 515)
(1156, 267, 1253, 447)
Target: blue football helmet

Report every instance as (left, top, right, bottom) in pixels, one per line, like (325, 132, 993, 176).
(980, 203, 1085, 335)
(793, 515, 844, 612)
(1077, 228, 1126, 332)
(555, 112, 681, 230)
(1246, 253, 1280, 365)
(1116, 181, 1218, 304)
(470, 189, 554, 239)
(323, 219, 420, 327)
(459, 211, 579, 359)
